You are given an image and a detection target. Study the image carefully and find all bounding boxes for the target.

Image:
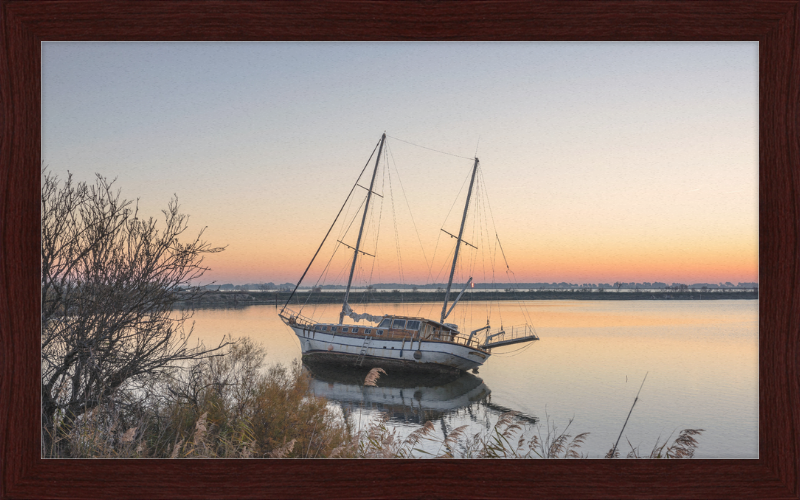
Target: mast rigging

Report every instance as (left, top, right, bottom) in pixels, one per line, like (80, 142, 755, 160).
(339, 132, 386, 324)
(441, 157, 479, 323)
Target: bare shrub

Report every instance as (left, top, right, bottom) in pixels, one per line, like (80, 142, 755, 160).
(41, 169, 227, 456)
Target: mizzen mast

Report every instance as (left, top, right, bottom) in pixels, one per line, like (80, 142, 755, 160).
(440, 157, 479, 324)
(339, 133, 386, 324)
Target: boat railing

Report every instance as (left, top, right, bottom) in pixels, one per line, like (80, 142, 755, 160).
(281, 308, 316, 329)
(481, 324, 540, 349)
(450, 333, 486, 351)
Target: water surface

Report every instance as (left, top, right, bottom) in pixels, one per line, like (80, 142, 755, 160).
(188, 299, 758, 458)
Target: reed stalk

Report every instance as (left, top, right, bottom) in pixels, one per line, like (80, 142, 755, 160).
(607, 372, 648, 458)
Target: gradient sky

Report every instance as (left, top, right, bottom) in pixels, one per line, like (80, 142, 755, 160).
(42, 42, 758, 286)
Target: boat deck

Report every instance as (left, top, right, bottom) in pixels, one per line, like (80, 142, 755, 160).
(281, 309, 488, 352)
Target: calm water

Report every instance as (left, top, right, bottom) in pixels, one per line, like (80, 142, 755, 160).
(188, 300, 758, 458)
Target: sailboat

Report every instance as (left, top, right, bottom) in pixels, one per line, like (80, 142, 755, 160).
(279, 133, 539, 374)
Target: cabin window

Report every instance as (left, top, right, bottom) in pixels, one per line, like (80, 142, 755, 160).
(316, 325, 324, 331)
(378, 318, 392, 328)
(365, 329, 371, 334)
(341, 327, 349, 333)
(377, 330, 384, 336)
(406, 320, 421, 331)
(392, 319, 406, 329)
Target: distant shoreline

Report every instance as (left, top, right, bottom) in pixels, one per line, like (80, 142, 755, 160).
(175, 290, 758, 309)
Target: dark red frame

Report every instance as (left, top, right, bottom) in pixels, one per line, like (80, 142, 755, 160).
(1, 1, 798, 498)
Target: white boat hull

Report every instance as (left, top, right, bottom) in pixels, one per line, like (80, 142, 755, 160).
(288, 325, 490, 374)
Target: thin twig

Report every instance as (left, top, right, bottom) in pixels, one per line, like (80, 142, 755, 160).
(610, 372, 648, 458)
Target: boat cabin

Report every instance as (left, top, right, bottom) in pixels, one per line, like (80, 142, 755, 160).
(309, 315, 461, 343)
(376, 315, 459, 342)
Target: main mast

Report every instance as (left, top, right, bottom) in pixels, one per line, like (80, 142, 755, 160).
(441, 157, 479, 324)
(339, 133, 386, 324)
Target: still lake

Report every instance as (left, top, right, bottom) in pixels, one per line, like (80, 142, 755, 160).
(188, 299, 758, 458)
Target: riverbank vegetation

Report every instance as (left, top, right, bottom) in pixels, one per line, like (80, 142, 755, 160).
(43, 338, 353, 458)
(43, 339, 703, 459)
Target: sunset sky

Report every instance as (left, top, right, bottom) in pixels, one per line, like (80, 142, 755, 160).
(42, 42, 758, 286)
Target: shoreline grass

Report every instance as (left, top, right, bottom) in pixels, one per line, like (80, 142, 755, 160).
(43, 337, 703, 459)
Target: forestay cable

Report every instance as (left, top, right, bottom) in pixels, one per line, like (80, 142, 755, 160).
(281, 139, 380, 312)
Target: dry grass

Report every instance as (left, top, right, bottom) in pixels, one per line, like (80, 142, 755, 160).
(344, 409, 586, 459)
(44, 337, 351, 458)
(350, 415, 438, 459)
(156, 343, 353, 458)
(348, 409, 702, 459)
(527, 412, 590, 459)
(43, 347, 703, 459)
(363, 367, 387, 387)
(621, 428, 706, 459)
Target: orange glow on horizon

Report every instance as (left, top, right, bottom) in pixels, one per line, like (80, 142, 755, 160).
(202, 238, 758, 286)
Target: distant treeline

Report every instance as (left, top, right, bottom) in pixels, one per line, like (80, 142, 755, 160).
(195, 281, 758, 292)
(175, 288, 758, 308)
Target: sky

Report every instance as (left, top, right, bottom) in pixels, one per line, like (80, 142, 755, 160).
(42, 42, 758, 286)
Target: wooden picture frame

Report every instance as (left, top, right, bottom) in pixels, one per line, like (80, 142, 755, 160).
(1, 1, 797, 498)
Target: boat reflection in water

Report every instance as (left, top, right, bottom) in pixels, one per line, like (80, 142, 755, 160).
(304, 362, 537, 427)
